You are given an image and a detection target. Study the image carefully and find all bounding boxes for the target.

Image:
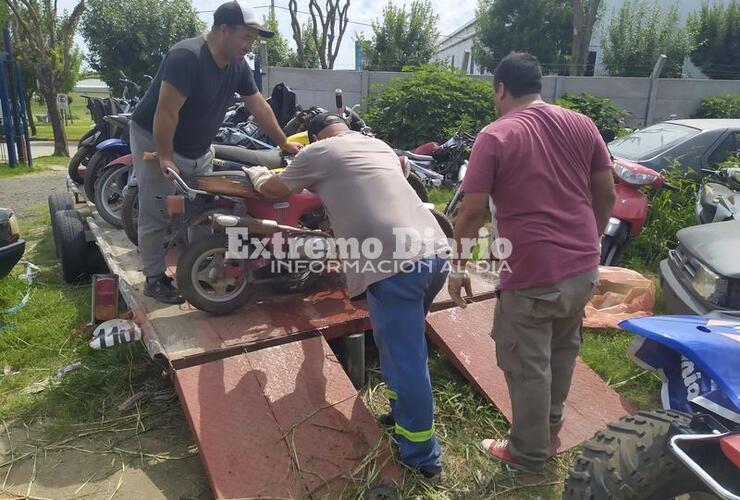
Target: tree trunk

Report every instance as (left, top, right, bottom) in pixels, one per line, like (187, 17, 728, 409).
(25, 94, 36, 137)
(570, 0, 601, 76)
(41, 88, 69, 156)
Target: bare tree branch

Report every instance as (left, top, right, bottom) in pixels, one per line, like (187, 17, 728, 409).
(288, 0, 305, 66)
(308, 0, 327, 68)
(330, 0, 350, 68)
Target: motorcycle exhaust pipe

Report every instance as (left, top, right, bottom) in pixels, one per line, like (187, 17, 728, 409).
(214, 214, 330, 237)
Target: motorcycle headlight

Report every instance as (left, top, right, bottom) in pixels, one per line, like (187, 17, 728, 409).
(691, 263, 728, 305)
(614, 162, 659, 185)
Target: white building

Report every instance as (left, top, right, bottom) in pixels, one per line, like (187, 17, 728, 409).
(434, 0, 717, 77)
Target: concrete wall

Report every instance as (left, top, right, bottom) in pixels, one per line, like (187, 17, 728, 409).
(265, 67, 740, 127)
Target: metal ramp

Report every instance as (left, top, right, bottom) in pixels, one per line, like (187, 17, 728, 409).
(426, 299, 634, 452)
(89, 215, 633, 496)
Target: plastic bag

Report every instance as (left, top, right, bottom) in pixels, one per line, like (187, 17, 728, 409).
(584, 266, 655, 329)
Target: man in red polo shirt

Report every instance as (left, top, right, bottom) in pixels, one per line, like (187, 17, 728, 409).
(449, 52, 616, 472)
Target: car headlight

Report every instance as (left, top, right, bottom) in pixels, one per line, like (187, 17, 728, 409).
(613, 162, 660, 185)
(691, 263, 728, 305)
(9, 214, 19, 239)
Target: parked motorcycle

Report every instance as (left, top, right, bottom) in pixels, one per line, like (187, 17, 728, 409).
(68, 73, 143, 184)
(601, 156, 668, 266)
(119, 145, 283, 246)
(172, 166, 454, 314)
(83, 113, 132, 202)
(696, 167, 740, 224)
(565, 314, 740, 499)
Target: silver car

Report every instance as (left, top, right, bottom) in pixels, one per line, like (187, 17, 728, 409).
(609, 119, 740, 175)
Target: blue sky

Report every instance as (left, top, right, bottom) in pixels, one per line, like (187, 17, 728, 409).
(60, 0, 479, 71)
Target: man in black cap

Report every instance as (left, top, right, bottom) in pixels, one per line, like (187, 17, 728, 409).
(130, 1, 302, 304)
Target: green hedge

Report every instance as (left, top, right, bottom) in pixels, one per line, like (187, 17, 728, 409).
(694, 94, 740, 119)
(556, 93, 630, 133)
(365, 65, 496, 149)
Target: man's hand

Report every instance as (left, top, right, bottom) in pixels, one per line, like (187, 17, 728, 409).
(448, 269, 473, 308)
(280, 142, 303, 156)
(159, 158, 179, 180)
(244, 166, 275, 192)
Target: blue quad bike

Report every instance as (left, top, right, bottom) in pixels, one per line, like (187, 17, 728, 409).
(565, 314, 740, 500)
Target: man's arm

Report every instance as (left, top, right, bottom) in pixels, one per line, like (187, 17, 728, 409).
(153, 81, 186, 178)
(243, 93, 300, 154)
(258, 175, 293, 200)
(590, 169, 616, 235)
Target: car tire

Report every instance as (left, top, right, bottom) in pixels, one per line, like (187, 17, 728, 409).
(49, 193, 75, 257)
(54, 209, 91, 283)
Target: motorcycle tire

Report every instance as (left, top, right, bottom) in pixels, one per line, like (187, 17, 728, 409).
(430, 208, 454, 239)
(177, 235, 254, 315)
(407, 172, 429, 202)
(84, 150, 124, 203)
(121, 185, 139, 246)
(564, 410, 709, 500)
(600, 223, 629, 266)
(94, 164, 130, 228)
(68, 146, 95, 185)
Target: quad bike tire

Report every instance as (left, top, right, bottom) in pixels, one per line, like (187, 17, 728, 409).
(83, 150, 123, 203)
(176, 235, 253, 315)
(48, 193, 75, 257)
(564, 409, 708, 500)
(54, 209, 91, 283)
(68, 146, 95, 185)
(94, 163, 129, 228)
(407, 172, 429, 202)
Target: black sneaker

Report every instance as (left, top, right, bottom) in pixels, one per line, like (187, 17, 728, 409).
(418, 466, 442, 483)
(378, 413, 395, 427)
(144, 274, 184, 304)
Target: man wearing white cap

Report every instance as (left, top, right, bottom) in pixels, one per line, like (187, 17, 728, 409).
(131, 1, 302, 304)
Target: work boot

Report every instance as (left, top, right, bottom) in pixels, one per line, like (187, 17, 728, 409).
(144, 274, 184, 304)
(378, 412, 395, 427)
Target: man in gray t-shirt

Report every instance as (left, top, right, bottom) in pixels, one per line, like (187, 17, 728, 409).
(245, 113, 450, 478)
(131, 1, 302, 304)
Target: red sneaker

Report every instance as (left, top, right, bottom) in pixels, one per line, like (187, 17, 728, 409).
(479, 439, 543, 473)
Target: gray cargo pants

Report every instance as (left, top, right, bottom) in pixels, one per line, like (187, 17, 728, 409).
(493, 267, 599, 468)
(129, 121, 212, 278)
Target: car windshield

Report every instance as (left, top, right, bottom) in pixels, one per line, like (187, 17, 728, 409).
(609, 123, 700, 161)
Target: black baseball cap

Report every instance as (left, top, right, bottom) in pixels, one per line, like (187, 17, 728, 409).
(307, 113, 348, 141)
(213, 1, 275, 38)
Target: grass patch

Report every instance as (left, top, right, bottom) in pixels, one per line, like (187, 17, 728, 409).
(0, 156, 69, 178)
(0, 204, 163, 430)
(30, 92, 99, 142)
(0, 203, 663, 498)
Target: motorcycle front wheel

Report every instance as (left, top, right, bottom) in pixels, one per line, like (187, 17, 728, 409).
(177, 236, 254, 315)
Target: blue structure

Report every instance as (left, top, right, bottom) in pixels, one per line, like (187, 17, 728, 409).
(0, 27, 31, 167)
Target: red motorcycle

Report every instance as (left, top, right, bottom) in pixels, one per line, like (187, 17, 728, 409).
(170, 168, 453, 314)
(601, 157, 666, 265)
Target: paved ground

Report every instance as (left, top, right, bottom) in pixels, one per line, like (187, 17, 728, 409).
(0, 168, 68, 218)
(29, 141, 78, 158)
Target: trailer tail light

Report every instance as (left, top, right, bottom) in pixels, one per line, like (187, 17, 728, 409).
(92, 274, 119, 324)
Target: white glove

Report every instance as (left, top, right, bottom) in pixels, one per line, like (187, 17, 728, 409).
(244, 166, 275, 192)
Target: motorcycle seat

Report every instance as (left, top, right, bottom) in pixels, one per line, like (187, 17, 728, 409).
(404, 151, 434, 163)
(213, 144, 282, 168)
(192, 171, 259, 199)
